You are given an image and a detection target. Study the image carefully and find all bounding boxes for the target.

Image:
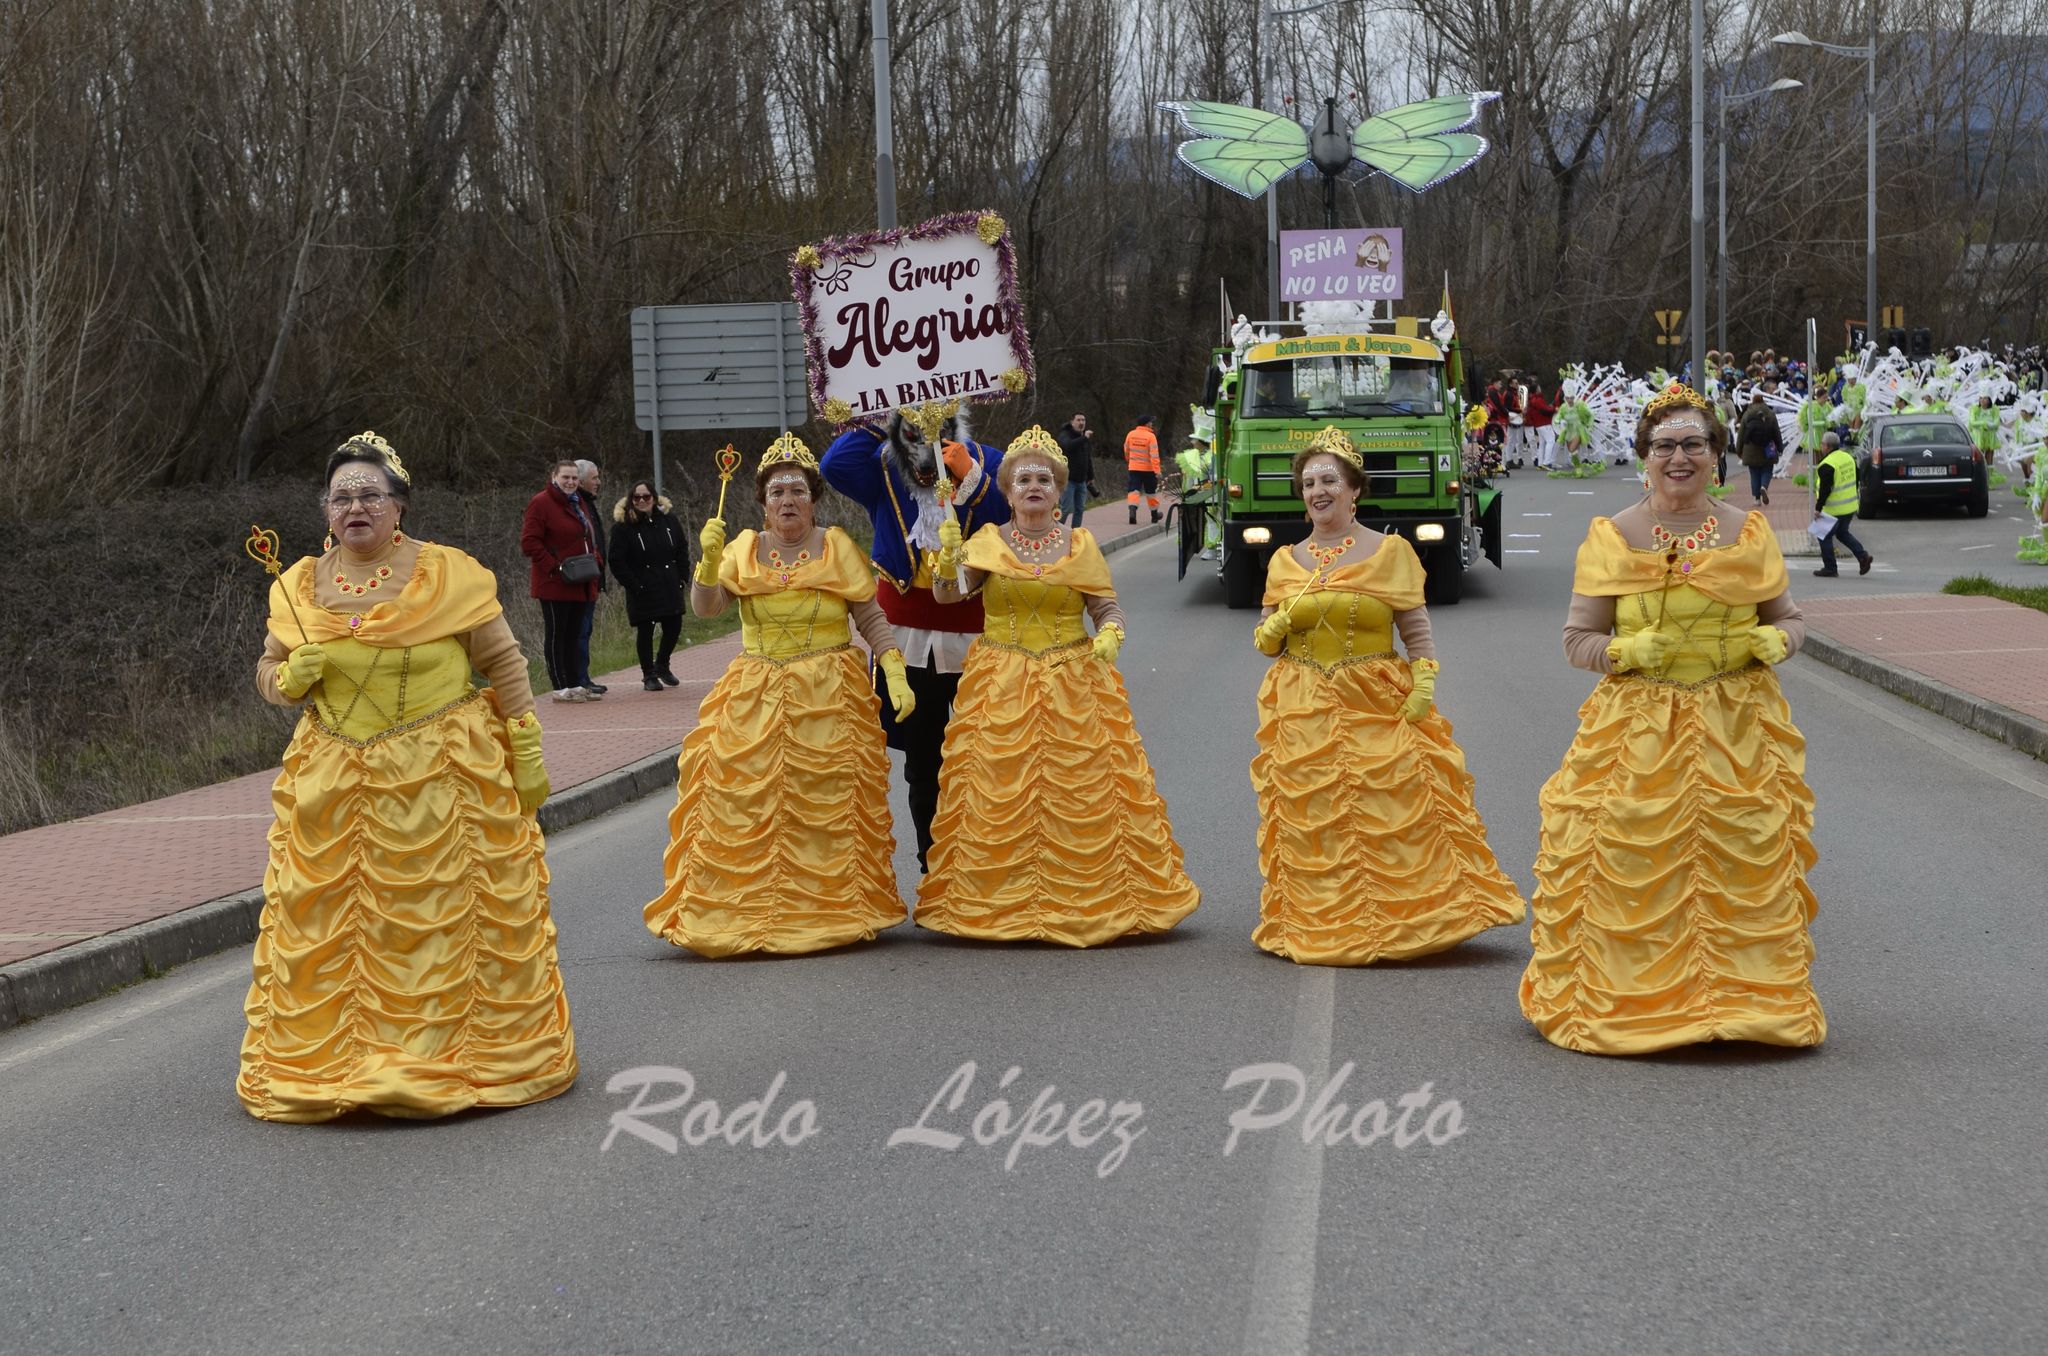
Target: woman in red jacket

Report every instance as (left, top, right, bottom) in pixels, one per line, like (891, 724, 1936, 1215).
(521, 459, 606, 702)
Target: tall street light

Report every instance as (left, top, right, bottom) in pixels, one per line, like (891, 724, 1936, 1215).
(1262, 0, 1368, 319)
(1773, 9, 1878, 346)
(1717, 78, 1803, 355)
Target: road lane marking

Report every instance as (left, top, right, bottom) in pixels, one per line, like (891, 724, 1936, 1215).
(1782, 662, 2048, 801)
(1568, 491, 1595, 495)
(1240, 967, 1334, 1356)
(1505, 549, 1541, 554)
(1959, 544, 1994, 551)
(1520, 512, 1552, 517)
(0, 957, 246, 1075)
(1508, 533, 1542, 538)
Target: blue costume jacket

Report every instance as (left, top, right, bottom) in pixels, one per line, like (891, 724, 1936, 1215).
(820, 426, 1010, 600)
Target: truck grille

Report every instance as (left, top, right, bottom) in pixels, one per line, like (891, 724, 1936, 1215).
(1254, 450, 1434, 499)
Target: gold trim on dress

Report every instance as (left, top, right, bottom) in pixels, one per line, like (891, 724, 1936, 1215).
(977, 636, 1092, 663)
(303, 689, 483, 748)
(737, 641, 859, 668)
(1607, 662, 1762, 691)
(1274, 649, 1398, 675)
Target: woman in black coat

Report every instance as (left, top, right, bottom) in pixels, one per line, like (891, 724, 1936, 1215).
(609, 481, 689, 691)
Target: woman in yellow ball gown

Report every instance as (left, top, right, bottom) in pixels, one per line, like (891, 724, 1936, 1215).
(1250, 428, 1523, 964)
(919, 426, 1200, 944)
(244, 433, 576, 1122)
(1522, 384, 1826, 1055)
(643, 434, 918, 956)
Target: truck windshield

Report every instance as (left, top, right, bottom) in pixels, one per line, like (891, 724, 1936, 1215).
(1240, 355, 1443, 418)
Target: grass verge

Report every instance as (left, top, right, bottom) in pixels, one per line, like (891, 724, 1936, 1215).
(1943, 574, 2048, 615)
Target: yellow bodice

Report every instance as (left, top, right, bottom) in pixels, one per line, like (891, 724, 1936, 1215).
(1613, 584, 1763, 683)
(980, 575, 1090, 652)
(311, 636, 473, 742)
(1281, 589, 1396, 666)
(738, 590, 854, 659)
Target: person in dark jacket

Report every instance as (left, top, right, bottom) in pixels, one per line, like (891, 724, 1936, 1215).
(1054, 413, 1097, 527)
(610, 480, 688, 691)
(573, 459, 609, 694)
(1736, 390, 1779, 506)
(521, 459, 606, 702)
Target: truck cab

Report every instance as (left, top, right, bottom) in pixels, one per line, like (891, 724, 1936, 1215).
(1178, 325, 1503, 606)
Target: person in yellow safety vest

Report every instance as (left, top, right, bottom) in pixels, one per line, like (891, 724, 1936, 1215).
(1175, 433, 1222, 558)
(1125, 415, 1163, 524)
(1810, 431, 1873, 577)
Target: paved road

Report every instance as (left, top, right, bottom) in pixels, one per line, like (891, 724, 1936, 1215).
(4, 472, 2045, 1355)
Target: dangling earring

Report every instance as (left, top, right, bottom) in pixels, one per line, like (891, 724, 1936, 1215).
(324, 532, 336, 552)
(392, 528, 403, 546)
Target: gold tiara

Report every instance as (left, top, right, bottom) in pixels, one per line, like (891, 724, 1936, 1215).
(1642, 383, 1712, 422)
(1303, 426, 1363, 469)
(1004, 424, 1068, 471)
(338, 430, 409, 485)
(759, 431, 818, 473)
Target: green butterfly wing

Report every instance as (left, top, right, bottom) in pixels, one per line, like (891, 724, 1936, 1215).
(1157, 101, 1309, 199)
(1351, 91, 1500, 192)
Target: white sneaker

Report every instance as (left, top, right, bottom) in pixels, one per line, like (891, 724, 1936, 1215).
(550, 688, 588, 703)
(1199, 547, 1216, 559)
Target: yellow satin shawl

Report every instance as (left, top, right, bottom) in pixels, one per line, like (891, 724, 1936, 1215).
(1261, 533, 1426, 611)
(1572, 511, 1787, 604)
(267, 543, 503, 648)
(961, 525, 1116, 595)
(717, 527, 876, 602)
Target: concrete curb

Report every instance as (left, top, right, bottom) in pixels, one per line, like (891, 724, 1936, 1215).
(0, 747, 682, 1032)
(1801, 632, 2048, 762)
(0, 526, 1169, 1031)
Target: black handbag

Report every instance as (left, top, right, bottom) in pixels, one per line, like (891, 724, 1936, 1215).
(557, 553, 601, 583)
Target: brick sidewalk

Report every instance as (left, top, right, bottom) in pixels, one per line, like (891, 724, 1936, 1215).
(1800, 592, 2048, 725)
(0, 502, 1156, 968)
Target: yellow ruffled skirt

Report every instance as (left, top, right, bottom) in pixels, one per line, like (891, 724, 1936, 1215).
(644, 647, 905, 956)
(238, 693, 578, 1122)
(1251, 654, 1524, 964)
(916, 641, 1200, 945)
(1521, 667, 1827, 1055)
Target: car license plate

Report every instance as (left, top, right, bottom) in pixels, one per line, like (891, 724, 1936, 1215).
(1908, 466, 1949, 476)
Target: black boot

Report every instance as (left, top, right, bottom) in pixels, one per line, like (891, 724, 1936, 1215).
(1128, 505, 1137, 524)
(1150, 508, 1162, 524)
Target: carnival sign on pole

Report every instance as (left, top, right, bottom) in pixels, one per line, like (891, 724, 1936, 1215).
(791, 210, 1035, 424)
(1278, 228, 1404, 302)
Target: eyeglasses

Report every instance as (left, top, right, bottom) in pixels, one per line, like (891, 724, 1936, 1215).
(1646, 438, 1713, 459)
(325, 492, 390, 515)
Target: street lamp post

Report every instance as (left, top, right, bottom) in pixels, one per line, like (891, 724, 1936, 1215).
(1773, 7, 1879, 345)
(1716, 78, 1803, 355)
(1262, 0, 1369, 320)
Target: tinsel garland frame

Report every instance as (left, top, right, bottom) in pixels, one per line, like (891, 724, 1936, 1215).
(789, 209, 1036, 428)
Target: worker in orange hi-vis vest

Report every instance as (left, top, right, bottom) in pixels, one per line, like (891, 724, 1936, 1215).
(1124, 415, 1163, 525)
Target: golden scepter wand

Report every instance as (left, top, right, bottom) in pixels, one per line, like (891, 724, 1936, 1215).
(243, 525, 312, 646)
(711, 444, 743, 521)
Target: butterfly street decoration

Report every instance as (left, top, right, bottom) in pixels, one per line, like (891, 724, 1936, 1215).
(1157, 92, 1500, 198)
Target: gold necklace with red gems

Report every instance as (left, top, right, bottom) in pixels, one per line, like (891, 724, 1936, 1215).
(1007, 520, 1065, 577)
(1304, 534, 1356, 572)
(765, 533, 813, 586)
(1647, 508, 1721, 578)
(331, 537, 402, 597)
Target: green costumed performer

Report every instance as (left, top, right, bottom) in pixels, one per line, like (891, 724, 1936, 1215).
(2019, 449, 2048, 564)
(1798, 395, 1832, 460)
(1176, 412, 1222, 559)
(1968, 396, 2001, 460)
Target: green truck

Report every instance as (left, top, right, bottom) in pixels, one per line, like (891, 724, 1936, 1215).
(1176, 326, 1502, 606)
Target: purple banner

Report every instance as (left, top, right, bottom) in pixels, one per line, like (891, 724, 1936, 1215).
(1279, 228, 1404, 302)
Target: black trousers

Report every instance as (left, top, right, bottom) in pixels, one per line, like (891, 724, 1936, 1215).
(539, 599, 590, 693)
(874, 656, 959, 872)
(636, 614, 681, 676)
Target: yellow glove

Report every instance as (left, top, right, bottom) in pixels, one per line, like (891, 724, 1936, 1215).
(1092, 622, 1124, 665)
(1254, 610, 1290, 656)
(505, 712, 549, 815)
(1749, 624, 1790, 666)
(277, 642, 327, 700)
(695, 518, 726, 587)
(877, 648, 916, 724)
(936, 515, 964, 576)
(1398, 657, 1439, 723)
(1607, 628, 1678, 674)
